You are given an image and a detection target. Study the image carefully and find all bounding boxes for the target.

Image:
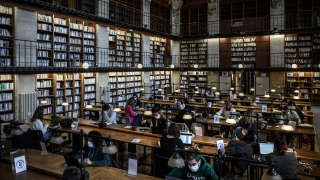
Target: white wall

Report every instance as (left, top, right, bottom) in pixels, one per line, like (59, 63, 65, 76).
(142, 34, 151, 67)
(96, 25, 109, 67)
(15, 7, 37, 67)
(270, 34, 285, 67)
(208, 38, 219, 67)
(208, 0, 219, 35)
(270, 0, 285, 31)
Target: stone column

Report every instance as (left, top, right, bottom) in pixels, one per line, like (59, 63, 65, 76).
(170, 0, 183, 36)
(142, 0, 152, 29)
(15, 7, 37, 67)
(208, 38, 219, 67)
(270, 0, 284, 31)
(96, 25, 109, 67)
(15, 75, 37, 121)
(142, 34, 151, 67)
(142, 72, 152, 98)
(96, 73, 110, 103)
(270, 35, 285, 67)
(208, 0, 219, 35)
(96, 0, 109, 19)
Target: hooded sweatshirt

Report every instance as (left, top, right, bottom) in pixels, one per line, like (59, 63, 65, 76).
(168, 156, 219, 180)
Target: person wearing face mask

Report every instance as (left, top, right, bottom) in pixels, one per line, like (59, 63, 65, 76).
(168, 151, 219, 180)
(74, 131, 117, 167)
(100, 103, 117, 124)
(151, 105, 167, 134)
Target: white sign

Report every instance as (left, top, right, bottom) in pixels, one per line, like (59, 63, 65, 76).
(128, 158, 138, 176)
(14, 155, 27, 174)
(217, 140, 224, 151)
(262, 105, 268, 113)
(213, 115, 220, 123)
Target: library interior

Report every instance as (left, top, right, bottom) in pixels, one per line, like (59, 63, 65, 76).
(1, 0, 320, 180)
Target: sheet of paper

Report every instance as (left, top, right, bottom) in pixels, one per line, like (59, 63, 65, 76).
(261, 105, 267, 113)
(40, 142, 48, 155)
(14, 155, 27, 174)
(213, 115, 220, 123)
(131, 138, 141, 143)
(194, 127, 203, 136)
(217, 140, 224, 151)
(128, 158, 137, 176)
(124, 126, 132, 129)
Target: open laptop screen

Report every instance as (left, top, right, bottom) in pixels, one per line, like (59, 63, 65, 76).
(259, 143, 274, 155)
(180, 132, 192, 145)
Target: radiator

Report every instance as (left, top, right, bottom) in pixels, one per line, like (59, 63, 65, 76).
(19, 92, 37, 122)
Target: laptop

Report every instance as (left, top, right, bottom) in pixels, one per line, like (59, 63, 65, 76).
(180, 132, 193, 145)
(259, 142, 274, 155)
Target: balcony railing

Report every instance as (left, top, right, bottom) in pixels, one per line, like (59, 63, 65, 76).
(0, 39, 317, 72)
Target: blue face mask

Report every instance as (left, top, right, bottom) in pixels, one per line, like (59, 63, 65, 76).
(88, 141, 94, 148)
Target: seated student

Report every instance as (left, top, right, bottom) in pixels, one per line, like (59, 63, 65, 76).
(237, 117, 258, 144)
(287, 101, 302, 125)
(216, 103, 237, 138)
(168, 151, 219, 180)
(269, 137, 298, 180)
(74, 131, 116, 167)
(205, 89, 215, 98)
(62, 167, 81, 180)
(151, 105, 167, 134)
(101, 104, 117, 124)
(155, 123, 185, 177)
(173, 100, 194, 130)
(124, 99, 140, 126)
(30, 106, 52, 141)
(225, 128, 253, 176)
(159, 123, 184, 158)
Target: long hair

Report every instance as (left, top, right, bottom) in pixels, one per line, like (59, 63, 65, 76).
(31, 106, 43, 122)
(168, 123, 180, 138)
(125, 99, 134, 111)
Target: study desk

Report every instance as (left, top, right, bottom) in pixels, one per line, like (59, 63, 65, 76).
(0, 149, 162, 180)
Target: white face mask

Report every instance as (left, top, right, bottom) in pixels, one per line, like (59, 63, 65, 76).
(178, 104, 185, 110)
(88, 141, 94, 148)
(155, 114, 161, 119)
(188, 161, 200, 172)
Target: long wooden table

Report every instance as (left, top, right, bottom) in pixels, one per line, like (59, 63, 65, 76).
(1, 149, 162, 180)
(43, 115, 320, 163)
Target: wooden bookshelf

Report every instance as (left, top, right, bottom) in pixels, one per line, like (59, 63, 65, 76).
(109, 72, 142, 107)
(69, 19, 83, 67)
(83, 73, 96, 117)
(83, 22, 96, 67)
(37, 12, 97, 67)
(150, 36, 167, 67)
(109, 29, 142, 68)
(180, 71, 208, 93)
(37, 13, 53, 67)
(150, 71, 171, 95)
(36, 74, 54, 115)
(0, 5, 14, 67)
(284, 34, 312, 68)
(285, 72, 318, 103)
(0, 74, 14, 121)
(180, 40, 208, 68)
(231, 36, 256, 68)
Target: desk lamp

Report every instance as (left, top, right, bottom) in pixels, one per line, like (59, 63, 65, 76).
(281, 124, 294, 131)
(183, 112, 192, 120)
(113, 107, 121, 113)
(226, 118, 237, 124)
(144, 110, 153, 116)
(168, 147, 185, 168)
(103, 136, 118, 155)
